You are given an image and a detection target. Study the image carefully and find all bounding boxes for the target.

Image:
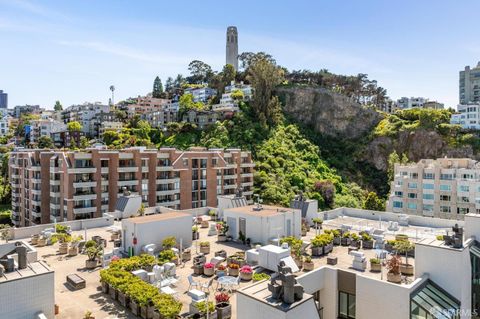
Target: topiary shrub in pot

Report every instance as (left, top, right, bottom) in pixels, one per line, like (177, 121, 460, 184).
(199, 241, 210, 254)
(303, 255, 314, 271)
(361, 233, 374, 249)
(395, 240, 415, 276)
(215, 292, 231, 319)
(196, 301, 216, 319)
(85, 245, 102, 269)
(192, 226, 199, 240)
(350, 233, 361, 248)
(240, 265, 253, 281)
(341, 232, 351, 246)
(332, 229, 341, 246)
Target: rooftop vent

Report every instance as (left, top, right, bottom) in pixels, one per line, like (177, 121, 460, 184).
(443, 224, 463, 249)
(268, 261, 304, 304)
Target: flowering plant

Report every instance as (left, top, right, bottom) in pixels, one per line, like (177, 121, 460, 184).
(240, 265, 252, 274)
(228, 263, 239, 269)
(215, 292, 230, 303)
(216, 264, 226, 270)
(204, 262, 215, 269)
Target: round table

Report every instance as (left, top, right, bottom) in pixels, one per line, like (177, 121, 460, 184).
(216, 276, 238, 292)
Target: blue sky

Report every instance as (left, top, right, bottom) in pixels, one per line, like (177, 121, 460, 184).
(1, 0, 479, 109)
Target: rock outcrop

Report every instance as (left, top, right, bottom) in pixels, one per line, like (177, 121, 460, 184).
(276, 86, 382, 139)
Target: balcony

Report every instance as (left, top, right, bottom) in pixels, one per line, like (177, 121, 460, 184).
(118, 166, 139, 173)
(156, 200, 180, 207)
(11, 182, 21, 188)
(241, 181, 254, 187)
(31, 210, 42, 218)
(142, 166, 149, 173)
(50, 180, 61, 186)
(50, 203, 61, 210)
(73, 193, 97, 201)
(31, 199, 41, 206)
(68, 167, 97, 174)
(156, 189, 180, 196)
(118, 179, 138, 186)
(224, 184, 236, 190)
(11, 174, 20, 179)
(30, 165, 41, 171)
(73, 181, 96, 188)
(156, 178, 180, 184)
(240, 163, 255, 168)
(240, 173, 254, 178)
(226, 163, 236, 168)
(73, 206, 97, 215)
(156, 166, 174, 171)
(32, 178, 42, 183)
(224, 175, 236, 180)
(244, 190, 254, 196)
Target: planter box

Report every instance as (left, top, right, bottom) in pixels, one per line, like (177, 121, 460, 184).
(228, 268, 239, 277)
(201, 220, 209, 228)
(200, 246, 210, 254)
(387, 272, 401, 283)
(216, 302, 232, 319)
(341, 237, 351, 246)
(118, 291, 130, 307)
(301, 230, 307, 236)
(152, 311, 161, 319)
(194, 255, 207, 265)
(400, 263, 414, 276)
(109, 286, 118, 300)
(192, 232, 199, 240)
(303, 262, 314, 271)
(370, 263, 381, 272)
(327, 257, 337, 265)
(85, 259, 98, 269)
(362, 240, 374, 249)
(59, 243, 68, 254)
(101, 281, 109, 294)
(204, 266, 215, 277)
(68, 247, 78, 256)
(311, 246, 323, 256)
(140, 305, 155, 319)
(130, 300, 140, 316)
(37, 238, 46, 247)
(350, 240, 361, 249)
(31, 235, 39, 245)
(333, 237, 341, 246)
(215, 250, 227, 259)
(217, 235, 227, 242)
(182, 251, 192, 261)
(193, 265, 204, 275)
(324, 242, 334, 254)
(385, 243, 395, 252)
(240, 272, 252, 281)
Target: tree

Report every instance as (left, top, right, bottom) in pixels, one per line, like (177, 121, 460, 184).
(187, 60, 213, 84)
(239, 52, 275, 70)
(230, 89, 244, 101)
(37, 136, 54, 149)
(314, 180, 335, 208)
(179, 93, 204, 114)
(79, 136, 89, 149)
(67, 121, 82, 132)
(222, 64, 236, 86)
(247, 56, 284, 126)
(165, 77, 174, 93)
(102, 130, 120, 145)
(362, 192, 386, 211)
(387, 151, 410, 182)
(0, 224, 11, 243)
(54, 100, 63, 111)
(153, 76, 164, 98)
(70, 137, 78, 150)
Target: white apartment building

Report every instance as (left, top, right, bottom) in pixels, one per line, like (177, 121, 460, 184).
(211, 93, 240, 112)
(387, 158, 480, 220)
(184, 87, 217, 103)
(0, 108, 10, 136)
(225, 81, 253, 100)
(61, 102, 110, 136)
(460, 62, 480, 104)
(396, 97, 428, 110)
(29, 118, 67, 143)
(450, 103, 480, 130)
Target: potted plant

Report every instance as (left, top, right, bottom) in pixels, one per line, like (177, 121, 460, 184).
(216, 222, 229, 242)
(332, 229, 341, 246)
(84, 310, 95, 319)
(31, 234, 39, 245)
(395, 240, 415, 276)
(350, 233, 361, 248)
(216, 264, 227, 277)
(312, 218, 323, 234)
(303, 255, 314, 271)
(68, 235, 82, 256)
(228, 263, 239, 276)
(196, 301, 216, 319)
(253, 273, 271, 282)
(385, 239, 396, 252)
(162, 236, 176, 250)
(370, 258, 381, 272)
(301, 221, 308, 236)
(152, 293, 182, 319)
(37, 236, 47, 247)
(99, 270, 109, 294)
(215, 250, 227, 259)
(361, 233, 374, 249)
(182, 248, 192, 262)
(192, 226, 199, 240)
(117, 281, 130, 307)
(209, 209, 217, 221)
(240, 265, 253, 281)
(203, 262, 215, 277)
(215, 293, 231, 319)
(386, 255, 402, 283)
(193, 262, 204, 275)
(199, 241, 210, 254)
(311, 235, 324, 256)
(85, 245, 102, 269)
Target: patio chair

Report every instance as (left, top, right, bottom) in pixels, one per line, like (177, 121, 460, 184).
(200, 278, 214, 293)
(188, 275, 200, 291)
(233, 276, 241, 291)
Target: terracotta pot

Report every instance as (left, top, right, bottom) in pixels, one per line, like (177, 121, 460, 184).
(200, 246, 210, 254)
(387, 272, 401, 283)
(240, 271, 252, 281)
(203, 266, 215, 277)
(228, 268, 239, 277)
(400, 263, 414, 276)
(370, 263, 381, 272)
(85, 259, 97, 269)
(303, 262, 314, 271)
(216, 302, 232, 319)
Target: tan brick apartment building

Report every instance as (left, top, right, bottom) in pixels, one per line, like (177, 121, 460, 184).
(9, 147, 254, 227)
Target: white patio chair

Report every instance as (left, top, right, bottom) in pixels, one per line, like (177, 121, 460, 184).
(188, 275, 200, 291)
(200, 278, 214, 293)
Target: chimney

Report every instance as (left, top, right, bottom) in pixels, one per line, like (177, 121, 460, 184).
(16, 243, 27, 270)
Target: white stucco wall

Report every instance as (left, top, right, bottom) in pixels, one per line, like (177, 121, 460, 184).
(0, 271, 55, 319)
(465, 213, 480, 240)
(122, 215, 192, 255)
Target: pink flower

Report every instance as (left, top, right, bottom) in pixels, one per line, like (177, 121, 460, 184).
(240, 265, 252, 274)
(204, 262, 215, 269)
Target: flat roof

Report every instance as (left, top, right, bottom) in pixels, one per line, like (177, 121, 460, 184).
(225, 205, 294, 217)
(0, 261, 52, 283)
(124, 211, 191, 224)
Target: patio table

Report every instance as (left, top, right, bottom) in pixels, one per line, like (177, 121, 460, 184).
(216, 275, 238, 292)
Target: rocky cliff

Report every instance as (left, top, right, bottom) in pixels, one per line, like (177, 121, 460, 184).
(276, 86, 382, 139)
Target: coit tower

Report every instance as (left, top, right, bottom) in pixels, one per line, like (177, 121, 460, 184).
(226, 26, 238, 71)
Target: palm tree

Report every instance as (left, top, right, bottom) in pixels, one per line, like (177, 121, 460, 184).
(109, 85, 115, 106)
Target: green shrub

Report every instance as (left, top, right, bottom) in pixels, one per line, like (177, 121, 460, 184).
(85, 240, 97, 249)
(253, 273, 271, 282)
(158, 249, 176, 264)
(436, 235, 444, 241)
(370, 258, 380, 264)
(162, 236, 176, 250)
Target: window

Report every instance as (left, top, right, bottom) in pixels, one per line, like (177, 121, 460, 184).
(407, 203, 417, 210)
(458, 207, 469, 214)
(440, 174, 454, 180)
(423, 204, 434, 212)
(423, 184, 434, 190)
(393, 201, 403, 208)
(423, 194, 434, 200)
(423, 173, 435, 180)
(459, 196, 470, 203)
(408, 183, 417, 189)
(339, 292, 355, 319)
(458, 185, 470, 192)
(439, 184, 451, 191)
(440, 195, 451, 201)
(408, 193, 417, 199)
(440, 206, 451, 213)
(394, 191, 403, 197)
